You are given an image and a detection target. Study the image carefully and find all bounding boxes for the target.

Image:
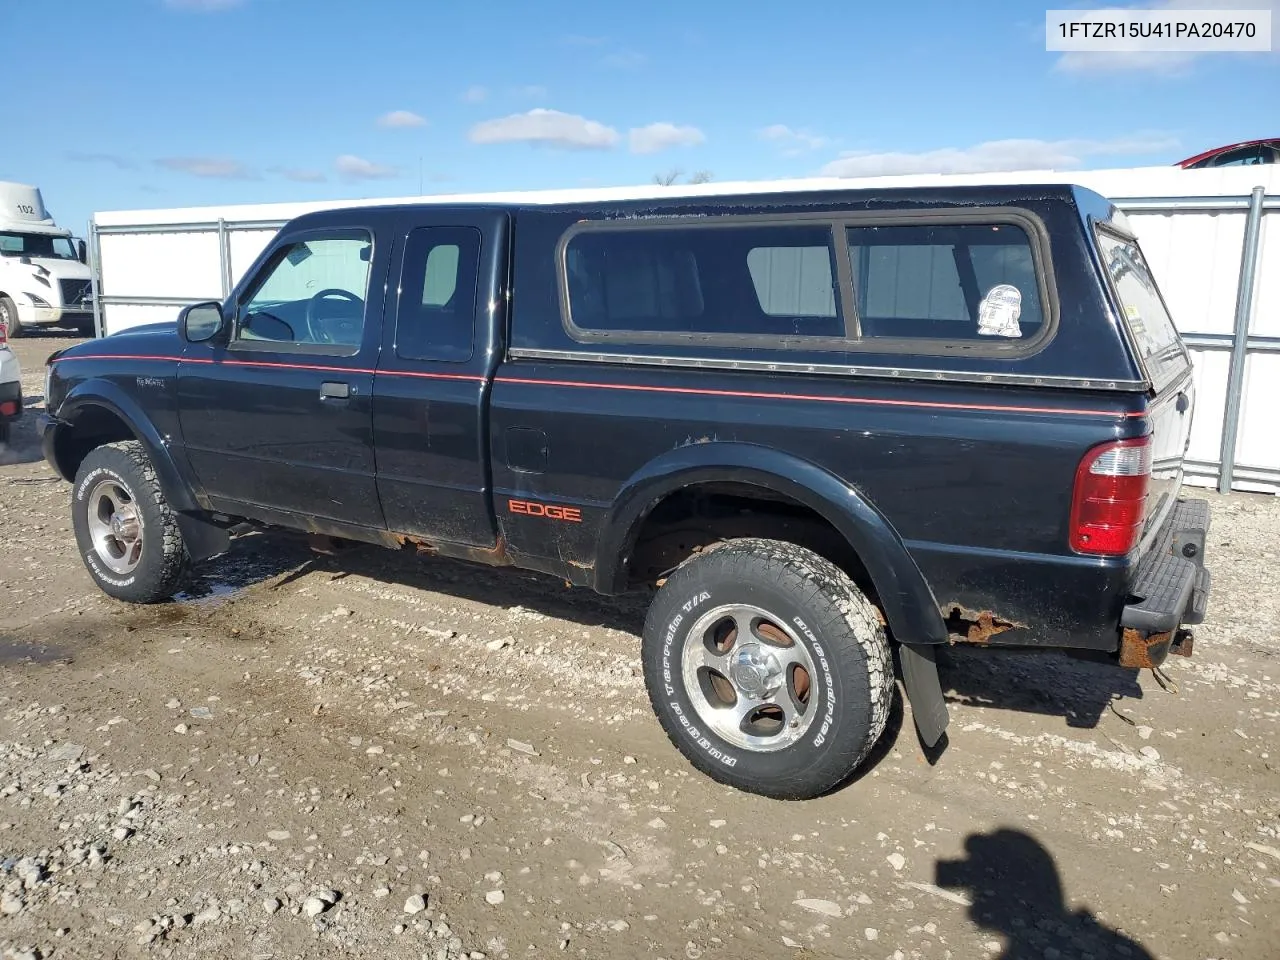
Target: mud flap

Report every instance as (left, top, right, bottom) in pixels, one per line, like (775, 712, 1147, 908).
(176, 513, 230, 563)
(899, 643, 949, 749)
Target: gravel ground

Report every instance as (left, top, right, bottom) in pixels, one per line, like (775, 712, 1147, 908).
(1, 332, 1277, 960)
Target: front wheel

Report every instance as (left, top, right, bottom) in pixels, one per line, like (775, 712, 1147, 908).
(0, 296, 20, 338)
(71, 441, 190, 602)
(641, 539, 893, 800)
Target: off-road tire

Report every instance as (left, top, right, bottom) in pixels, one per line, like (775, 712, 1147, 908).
(641, 538, 893, 800)
(0, 296, 20, 338)
(72, 441, 190, 602)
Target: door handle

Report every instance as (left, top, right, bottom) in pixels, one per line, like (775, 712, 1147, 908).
(320, 381, 351, 400)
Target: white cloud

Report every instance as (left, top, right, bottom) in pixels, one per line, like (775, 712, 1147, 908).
(163, 0, 244, 9)
(67, 152, 136, 170)
(376, 110, 426, 129)
(280, 168, 326, 183)
(758, 124, 829, 156)
(819, 134, 1180, 177)
(628, 122, 707, 155)
(335, 155, 399, 180)
(462, 85, 488, 103)
(468, 109, 619, 150)
(155, 156, 257, 179)
(1053, 0, 1278, 73)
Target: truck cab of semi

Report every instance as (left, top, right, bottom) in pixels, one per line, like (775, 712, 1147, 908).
(0, 181, 95, 337)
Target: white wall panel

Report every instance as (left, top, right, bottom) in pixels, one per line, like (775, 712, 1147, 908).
(1248, 216, 1278, 338)
(1235, 352, 1280, 471)
(98, 231, 221, 301)
(101, 303, 185, 332)
(1185, 348, 1230, 465)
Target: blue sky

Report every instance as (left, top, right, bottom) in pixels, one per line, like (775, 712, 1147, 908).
(2, 0, 1276, 234)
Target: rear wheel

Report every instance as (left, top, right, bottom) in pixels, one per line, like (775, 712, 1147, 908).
(641, 538, 893, 800)
(0, 296, 20, 338)
(71, 441, 190, 602)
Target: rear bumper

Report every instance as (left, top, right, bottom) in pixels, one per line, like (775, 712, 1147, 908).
(1120, 497, 1211, 664)
(0, 378, 21, 422)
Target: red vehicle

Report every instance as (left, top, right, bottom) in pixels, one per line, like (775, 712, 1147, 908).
(1177, 138, 1280, 168)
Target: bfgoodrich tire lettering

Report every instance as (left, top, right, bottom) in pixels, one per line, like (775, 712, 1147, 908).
(641, 539, 893, 800)
(71, 441, 190, 603)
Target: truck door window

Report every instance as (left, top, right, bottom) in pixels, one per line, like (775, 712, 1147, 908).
(394, 226, 481, 363)
(234, 233, 371, 354)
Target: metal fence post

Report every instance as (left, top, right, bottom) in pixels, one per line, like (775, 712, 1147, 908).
(88, 220, 105, 340)
(1218, 185, 1266, 494)
(217, 218, 232, 298)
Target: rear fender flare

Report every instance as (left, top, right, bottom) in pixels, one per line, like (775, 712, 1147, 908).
(596, 441, 948, 645)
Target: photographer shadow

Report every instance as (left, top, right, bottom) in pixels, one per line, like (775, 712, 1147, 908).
(937, 828, 1155, 960)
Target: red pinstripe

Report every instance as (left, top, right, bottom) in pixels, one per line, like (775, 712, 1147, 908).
(493, 375, 1145, 419)
(52, 354, 484, 382)
(51, 354, 1142, 418)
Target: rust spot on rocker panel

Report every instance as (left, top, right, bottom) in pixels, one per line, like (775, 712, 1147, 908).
(944, 606, 1027, 644)
(393, 533, 513, 568)
(1119, 628, 1174, 669)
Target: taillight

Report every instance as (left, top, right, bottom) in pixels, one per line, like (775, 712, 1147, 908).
(0, 317, 7, 345)
(1070, 437, 1152, 556)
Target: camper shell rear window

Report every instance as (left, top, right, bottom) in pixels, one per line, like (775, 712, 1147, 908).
(1095, 227, 1190, 391)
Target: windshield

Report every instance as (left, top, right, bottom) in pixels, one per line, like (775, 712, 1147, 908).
(1096, 229, 1189, 391)
(0, 231, 78, 260)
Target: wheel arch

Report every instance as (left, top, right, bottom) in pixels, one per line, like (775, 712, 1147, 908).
(50, 380, 228, 562)
(595, 442, 948, 645)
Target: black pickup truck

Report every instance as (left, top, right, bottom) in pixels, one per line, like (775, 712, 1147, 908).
(41, 183, 1211, 799)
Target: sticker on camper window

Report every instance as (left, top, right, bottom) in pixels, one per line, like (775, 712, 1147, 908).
(976, 283, 1023, 338)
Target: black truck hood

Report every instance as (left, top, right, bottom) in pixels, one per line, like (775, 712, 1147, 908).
(53, 323, 183, 364)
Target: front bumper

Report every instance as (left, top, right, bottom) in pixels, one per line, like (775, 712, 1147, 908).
(33, 305, 92, 325)
(38, 413, 65, 475)
(1120, 497, 1211, 666)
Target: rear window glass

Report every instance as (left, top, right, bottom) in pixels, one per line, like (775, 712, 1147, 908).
(563, 224, 844, 339)
(845, 223, 1044, 341)
(1096, 230, 1188, 388)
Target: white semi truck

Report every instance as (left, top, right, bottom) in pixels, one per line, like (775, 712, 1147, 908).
(0, 181, 94, 337)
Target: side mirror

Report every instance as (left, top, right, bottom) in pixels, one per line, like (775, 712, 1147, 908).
(76, 240, 88, 264)
(178, 301, 226, 343)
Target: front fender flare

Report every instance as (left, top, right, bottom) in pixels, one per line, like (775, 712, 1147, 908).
(595, 441, 948, 645)
(53, 380, 228, 562)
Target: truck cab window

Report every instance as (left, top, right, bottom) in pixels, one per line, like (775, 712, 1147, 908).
(235, 234, 371, 352)
(395, 226, 481, 363)
(0, 232, 78, 259)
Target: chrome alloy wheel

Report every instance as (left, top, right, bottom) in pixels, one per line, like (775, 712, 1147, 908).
(680, 603, 818, 752)
(85, 479, 144, 575)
